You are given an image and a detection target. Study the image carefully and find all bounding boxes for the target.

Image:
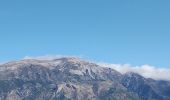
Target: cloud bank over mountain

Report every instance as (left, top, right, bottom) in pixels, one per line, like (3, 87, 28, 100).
(23, 55, 170, 81)
(99, 63, 170, 81)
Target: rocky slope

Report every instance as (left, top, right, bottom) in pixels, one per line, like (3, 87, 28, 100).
(0, 57, 169, 100)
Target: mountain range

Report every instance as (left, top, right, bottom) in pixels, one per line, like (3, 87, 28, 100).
(0, 57, 170, 100)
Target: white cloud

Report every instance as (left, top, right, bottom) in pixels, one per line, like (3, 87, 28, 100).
(99, 63, 170, 81)
(23, 55, 83, 60)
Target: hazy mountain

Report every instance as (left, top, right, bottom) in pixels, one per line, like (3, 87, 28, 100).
(0, 57, 169, 100)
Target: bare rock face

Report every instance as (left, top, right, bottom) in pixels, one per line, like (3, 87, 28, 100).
(0, 57, 169, 100)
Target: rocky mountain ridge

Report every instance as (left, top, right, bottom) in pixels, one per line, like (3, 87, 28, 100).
(0, 57, 170, 100)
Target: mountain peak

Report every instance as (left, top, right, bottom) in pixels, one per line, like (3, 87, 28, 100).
(0, 58, 170, 100)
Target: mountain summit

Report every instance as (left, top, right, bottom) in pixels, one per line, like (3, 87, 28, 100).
(0, 57, 170, 100)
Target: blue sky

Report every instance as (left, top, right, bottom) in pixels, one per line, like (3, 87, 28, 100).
(0, 0, 170, 67)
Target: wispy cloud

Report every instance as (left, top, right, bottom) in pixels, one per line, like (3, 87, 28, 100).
(23, 55, 83, 60)
(99, 63, 170, 81)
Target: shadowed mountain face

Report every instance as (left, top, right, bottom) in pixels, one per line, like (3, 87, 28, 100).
(0, 57, 169, 100)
